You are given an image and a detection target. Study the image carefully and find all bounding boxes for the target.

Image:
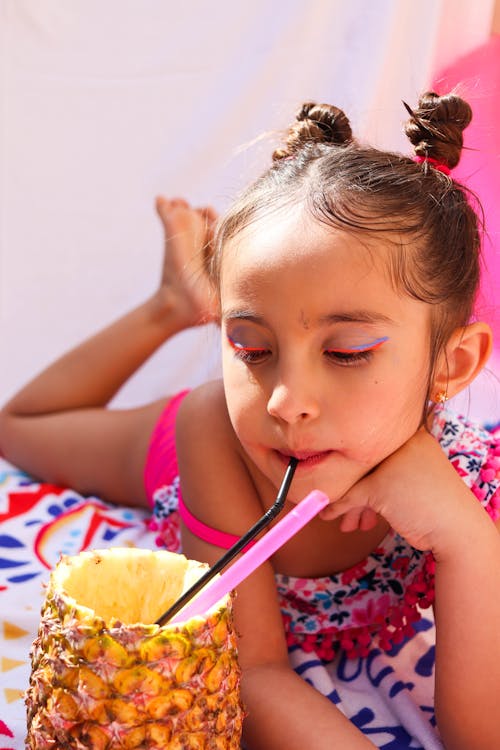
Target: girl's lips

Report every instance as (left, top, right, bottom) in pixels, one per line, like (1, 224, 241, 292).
(276, 449, 333, 468)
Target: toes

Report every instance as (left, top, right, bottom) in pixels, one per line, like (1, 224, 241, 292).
(170, 197, 190, 209)
(155, 196, 171, 221)
(197, 206, 219, 244)
(155, 196, 192, 218)
(198, 205, 218, 225)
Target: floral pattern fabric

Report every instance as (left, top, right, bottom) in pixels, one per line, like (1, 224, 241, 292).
(146, 407, 500, 747)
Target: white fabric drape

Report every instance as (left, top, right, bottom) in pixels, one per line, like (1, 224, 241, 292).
(0, 0, 496, 415)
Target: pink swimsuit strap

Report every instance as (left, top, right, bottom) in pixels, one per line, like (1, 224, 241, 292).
(144, 390, 190, 503)
(144, 389, 253, 551)
(177, 496, 240, 550)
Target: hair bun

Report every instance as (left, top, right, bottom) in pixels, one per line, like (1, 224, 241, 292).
(404, 91, 472, 169)
(273, 102, 353, 161)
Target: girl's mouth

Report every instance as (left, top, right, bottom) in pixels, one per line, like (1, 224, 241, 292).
(276, 450, 332, 468)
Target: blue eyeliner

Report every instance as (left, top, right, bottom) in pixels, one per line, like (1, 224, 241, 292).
(328, 336, 389, 354)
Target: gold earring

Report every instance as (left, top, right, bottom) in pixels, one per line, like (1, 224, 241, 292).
(434, 389, 448, 403)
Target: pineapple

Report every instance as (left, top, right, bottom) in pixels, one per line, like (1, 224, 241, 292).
(26, 548, 244, 749)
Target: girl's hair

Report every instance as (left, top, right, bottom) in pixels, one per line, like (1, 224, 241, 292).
(211, 92, 482, 405)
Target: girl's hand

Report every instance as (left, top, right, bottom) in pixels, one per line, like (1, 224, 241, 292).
(320, 427, 481, 556)
(154, 196, 219, 326)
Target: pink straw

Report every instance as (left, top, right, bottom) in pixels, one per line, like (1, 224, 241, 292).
(170, 490, 329, 624)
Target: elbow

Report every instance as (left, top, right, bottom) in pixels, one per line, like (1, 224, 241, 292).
(0, 408, 12, 457)
(0, 407, 25, 464)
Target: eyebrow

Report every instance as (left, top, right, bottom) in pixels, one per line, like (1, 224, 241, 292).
(222, 310, 265, 324)
(222, 309, 394, 326)
(318, 311, 394, 325)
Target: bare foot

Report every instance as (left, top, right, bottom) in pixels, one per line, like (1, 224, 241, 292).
(155, 196, 219, 327)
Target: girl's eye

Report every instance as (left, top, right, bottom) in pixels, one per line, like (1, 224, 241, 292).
(227, 335, 271, 364)
(324, 337, 388, 366)
(324, 349, 373, 365)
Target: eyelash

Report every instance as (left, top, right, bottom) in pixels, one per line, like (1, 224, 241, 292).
(324, 338, 388, 366)
(227, 337, 271, 363)
(324, 349, 374, 365)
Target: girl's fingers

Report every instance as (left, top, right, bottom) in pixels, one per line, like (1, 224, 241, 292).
(338, 507, 365, 532)
(334, 506, 379, 533)
(319, 473, 380, 529)
(359, 507, 379, 531)
(319, 482, 367, 522)
(320, 499, 346, 522)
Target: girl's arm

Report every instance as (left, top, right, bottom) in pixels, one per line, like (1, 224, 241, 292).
(432, 502, 500, 750)
(0, 197, 216, 506)
(176, 383, 376, 749)
(320, 429, 500, 750)
(0, 295, 178, 505)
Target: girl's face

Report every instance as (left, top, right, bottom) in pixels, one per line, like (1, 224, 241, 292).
(220, 209, 432, 503)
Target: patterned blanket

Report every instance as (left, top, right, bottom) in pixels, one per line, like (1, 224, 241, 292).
(0, 457, 441, 749)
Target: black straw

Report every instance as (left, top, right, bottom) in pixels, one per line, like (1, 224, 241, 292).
(155, 457, 298, 626)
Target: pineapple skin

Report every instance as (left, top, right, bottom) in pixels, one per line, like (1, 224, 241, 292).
(26, 577, 244, 748)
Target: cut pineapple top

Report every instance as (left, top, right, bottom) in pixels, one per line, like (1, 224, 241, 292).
(26, 548, 243, 750)
(50, 548, 219, 625)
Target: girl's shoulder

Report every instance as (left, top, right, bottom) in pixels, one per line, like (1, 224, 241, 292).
(176, 379, 240, 454)
(178, 379, 228, 422)
(176, 380, 250, 463)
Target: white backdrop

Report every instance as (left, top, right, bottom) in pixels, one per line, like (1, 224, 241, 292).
(1, 0, 497, 419)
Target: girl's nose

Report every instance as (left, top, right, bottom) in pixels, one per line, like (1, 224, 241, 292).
(266, 380, 320, 424)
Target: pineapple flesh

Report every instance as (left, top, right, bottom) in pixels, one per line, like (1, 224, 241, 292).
(26, 548, 244, 749)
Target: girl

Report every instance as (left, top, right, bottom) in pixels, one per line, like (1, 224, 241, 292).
(1, 92, 499, 750)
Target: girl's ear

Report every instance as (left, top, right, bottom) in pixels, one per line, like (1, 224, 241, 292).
(432, 322, 493, 400)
